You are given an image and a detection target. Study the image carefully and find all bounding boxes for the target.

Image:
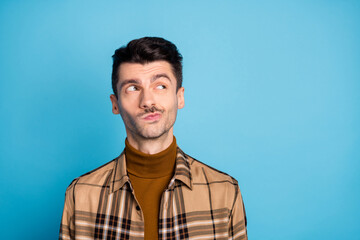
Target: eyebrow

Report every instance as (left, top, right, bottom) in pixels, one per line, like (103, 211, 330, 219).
(150, 73, 172, 83)
(119, 73, 172, 90)
(119, 79, 140, 91)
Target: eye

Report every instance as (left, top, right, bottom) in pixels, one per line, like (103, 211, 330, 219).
(156, 85, 166, 90)
(126, 85, 138, 92)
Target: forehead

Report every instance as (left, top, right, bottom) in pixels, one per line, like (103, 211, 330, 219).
(118, 61, 175, 82)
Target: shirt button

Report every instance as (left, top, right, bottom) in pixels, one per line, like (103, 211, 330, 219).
(136, 205, 140, 211)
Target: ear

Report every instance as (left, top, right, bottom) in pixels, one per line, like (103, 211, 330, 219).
(110, 94, 120, 114)
(177, 87, 185, 109)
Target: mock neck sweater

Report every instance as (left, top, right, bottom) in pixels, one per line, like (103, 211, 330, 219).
(125, 137, 177, 240)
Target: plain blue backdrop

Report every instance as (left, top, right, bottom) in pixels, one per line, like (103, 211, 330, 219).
(0, 0, 359, 239)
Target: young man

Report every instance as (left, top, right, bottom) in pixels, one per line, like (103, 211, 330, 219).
(59, 37, 247, 240)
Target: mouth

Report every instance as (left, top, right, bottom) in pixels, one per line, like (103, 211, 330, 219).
(142, 113, 161, 121)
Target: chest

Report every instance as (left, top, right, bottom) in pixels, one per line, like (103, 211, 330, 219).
(74, 184, 232, 239)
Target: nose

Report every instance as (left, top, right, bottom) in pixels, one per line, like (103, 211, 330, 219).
(139, 88, 155, 109)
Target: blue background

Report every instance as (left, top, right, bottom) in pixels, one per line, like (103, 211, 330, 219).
(1, 0, 359, 239)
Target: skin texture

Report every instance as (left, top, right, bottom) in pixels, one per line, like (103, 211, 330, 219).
(110, 61, 185, 154)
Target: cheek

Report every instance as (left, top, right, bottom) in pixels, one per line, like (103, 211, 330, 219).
(118, 101, 133, 118)
(119, 96, 136, 110)
(166, 98, 179, 116)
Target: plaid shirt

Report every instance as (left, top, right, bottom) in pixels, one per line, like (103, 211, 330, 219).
(59, 147, 247, 240)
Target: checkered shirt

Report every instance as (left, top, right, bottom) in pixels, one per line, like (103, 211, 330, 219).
(59, 147, 247, 240)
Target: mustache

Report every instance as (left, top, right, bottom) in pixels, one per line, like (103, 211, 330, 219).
(137, 106, 164, 117)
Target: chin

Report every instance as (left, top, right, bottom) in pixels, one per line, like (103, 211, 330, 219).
(140, 131, 166, 139)
(137, 127, 170, 140)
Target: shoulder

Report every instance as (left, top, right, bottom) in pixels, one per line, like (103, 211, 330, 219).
(185, 153, 239, 188)
(65, 157, 117, 193)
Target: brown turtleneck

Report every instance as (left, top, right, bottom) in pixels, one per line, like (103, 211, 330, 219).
(125, 137, 177, 240)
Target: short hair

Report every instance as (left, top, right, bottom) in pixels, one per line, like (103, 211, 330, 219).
(111, 37, 183, 97)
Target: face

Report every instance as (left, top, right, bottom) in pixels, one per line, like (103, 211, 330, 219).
(110, 61, 185, 140)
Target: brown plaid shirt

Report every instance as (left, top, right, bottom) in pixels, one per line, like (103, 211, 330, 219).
(59, 147, 247, 240)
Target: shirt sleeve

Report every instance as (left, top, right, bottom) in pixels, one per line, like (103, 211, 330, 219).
(59, 183, 76, 240)
(228, 185, 248, 240)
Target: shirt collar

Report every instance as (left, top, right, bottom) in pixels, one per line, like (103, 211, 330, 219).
(172, 147, 192, 190)
(109, 147, 193, 194)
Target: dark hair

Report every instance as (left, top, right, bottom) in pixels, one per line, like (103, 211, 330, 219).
(111, 37, 183, 97)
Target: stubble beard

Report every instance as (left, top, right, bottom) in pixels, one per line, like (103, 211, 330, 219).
(121, 106, 177, 140)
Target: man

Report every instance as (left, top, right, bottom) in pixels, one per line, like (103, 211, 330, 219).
(59, 37, 247, 240)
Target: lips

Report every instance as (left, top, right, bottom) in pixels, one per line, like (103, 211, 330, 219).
(142, 113, 161, 121)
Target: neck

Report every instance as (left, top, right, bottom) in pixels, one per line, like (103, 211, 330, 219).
(126, 130, 174, 154)
(125, 136, 177, 178)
